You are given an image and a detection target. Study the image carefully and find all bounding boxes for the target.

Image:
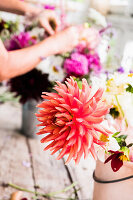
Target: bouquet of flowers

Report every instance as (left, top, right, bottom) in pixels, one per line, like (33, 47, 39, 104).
(36, 73, 133, 172)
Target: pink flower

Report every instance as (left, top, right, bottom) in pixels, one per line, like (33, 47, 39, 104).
(43, 4, 55, 10)
(87, 52, 102, 74)
(64, 53, 89, 76)
(36, 77, 111, 164)
(6, 32, 37, 50)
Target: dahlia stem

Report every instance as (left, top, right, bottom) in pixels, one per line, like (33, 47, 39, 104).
(115, 95, 128, 127)
(8, 182, 77, 199)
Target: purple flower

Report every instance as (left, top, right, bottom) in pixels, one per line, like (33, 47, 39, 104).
(64, 52, 89, 76)
(105, 150, 125, 172)
(43, 4, 55, 10)
(6, 32, 37, 51)
(117, 67, 125, 73)
(8, 69, 52, 104)
(87, 52, 102, 74)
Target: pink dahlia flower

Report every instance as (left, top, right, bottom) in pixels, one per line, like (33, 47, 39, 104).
(36, 77, 112, 164)
(64, 53, 89, 76)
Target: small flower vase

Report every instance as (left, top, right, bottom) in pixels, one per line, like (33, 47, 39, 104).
(90, 0, 109, 15)
(21, 99, 39, 138)
(93, 159, 133, 200)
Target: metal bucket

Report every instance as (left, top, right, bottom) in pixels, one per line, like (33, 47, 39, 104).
(21, 100, 40, 138)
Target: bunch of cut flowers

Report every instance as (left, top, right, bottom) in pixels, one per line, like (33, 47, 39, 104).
(36, 72, 133, 172)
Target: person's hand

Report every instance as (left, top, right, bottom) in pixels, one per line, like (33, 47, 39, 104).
(79, 27, 100, 49)
(53, 26, 79, 53)
(38, 10, 60, 35)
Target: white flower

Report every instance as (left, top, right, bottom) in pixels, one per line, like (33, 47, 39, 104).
(29, 27, 44, 39)
(96, 119, 120, 162)
(36, 55, 65, 82)
(88, 8, 107, 27)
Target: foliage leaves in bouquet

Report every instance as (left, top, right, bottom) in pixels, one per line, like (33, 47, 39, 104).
(0, 18, 19, 41)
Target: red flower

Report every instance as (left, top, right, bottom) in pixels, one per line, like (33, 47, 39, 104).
(105, 150, 127, 172)
(36, 77, 111, 164)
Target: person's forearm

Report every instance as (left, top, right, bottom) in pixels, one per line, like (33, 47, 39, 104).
(0, 0, 40, 16)
(0, 36, 60, 81)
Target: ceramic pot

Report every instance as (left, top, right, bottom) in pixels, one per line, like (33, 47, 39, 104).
(93, 159, 133, 200)
(21, 100, 39, 138)
(90, 0, 110, 15)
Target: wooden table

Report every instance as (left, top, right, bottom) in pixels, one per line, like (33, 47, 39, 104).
(0, 102, 95, 200)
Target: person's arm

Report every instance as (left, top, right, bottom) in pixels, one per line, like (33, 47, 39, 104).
(0, 0, 60, 35)
(0, 27, 79, 81)
(0, 0, 38, 16)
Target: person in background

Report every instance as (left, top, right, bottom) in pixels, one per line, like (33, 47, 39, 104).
(0, 0, 100, 81)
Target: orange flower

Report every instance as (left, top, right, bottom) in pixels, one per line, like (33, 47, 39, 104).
(36, 77, 111, 164)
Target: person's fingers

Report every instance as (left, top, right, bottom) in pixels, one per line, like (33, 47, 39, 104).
(41, 20, 55, 35)
(51, 16, 60, 32)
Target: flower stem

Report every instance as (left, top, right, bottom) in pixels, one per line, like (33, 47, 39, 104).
(115, 95, 128, 127)
(8, 182, 77, 199)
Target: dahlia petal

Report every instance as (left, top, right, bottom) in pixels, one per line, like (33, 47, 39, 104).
(42, 92, 60, 98)
(67, 137, 76, 146)
(93, 88, 104, 102)
(53, 140, 64, 148)
(50, 147, 61, 155)
(60, 104, 71, 112)
(67, 128, 76, 140)
(84, 116, 104, 124)
(73, 97, 83, 107)
(55, 120, 66, 126)
(41, 134, 58, 143)
(65, 147, 75, 164)
(53, 127, 61, 134)
(77, 137, 82, 152)
(57, 143, 69, 160)
(65, 82, 75, 95)
(55, 130, 69, 141)
(56, 81, 67, 92)
(90, 129, 99, 140)
(79, 125, 85, 136)
(55, 113, 72, 121)
(86, 134, 93, 149)
(55, 106, 66, 112)
(44, 141, 56, 151)
(90, 144, 97, 160)
(93, 125, 110, 136)
(75, 146, 84, 164)
(92, 107, 109, 117)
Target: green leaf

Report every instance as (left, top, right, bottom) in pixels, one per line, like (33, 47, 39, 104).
(126, 84, 133, 93)
(118, 135, 127, 140)
(112, 132, 120, 137)
(120, 146, 130, 158)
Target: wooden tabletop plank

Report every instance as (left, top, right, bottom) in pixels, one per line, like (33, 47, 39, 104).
(28, 139, 76, 199)
(67, 156, 96, 200)
(0, 103, 35, 199)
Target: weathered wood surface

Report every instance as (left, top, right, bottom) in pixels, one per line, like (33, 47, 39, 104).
(28, 139, 75, 199)
(0, 102, 94, 200)
(67, 157, 95, 200)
